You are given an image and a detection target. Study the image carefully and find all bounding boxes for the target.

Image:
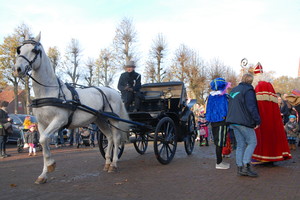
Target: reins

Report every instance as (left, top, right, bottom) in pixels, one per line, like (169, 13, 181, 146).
(26, 72, 58, 88)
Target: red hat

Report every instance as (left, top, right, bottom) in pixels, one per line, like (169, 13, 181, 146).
(254, 62, 263, 74)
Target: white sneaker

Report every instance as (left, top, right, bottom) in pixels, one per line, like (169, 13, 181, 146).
(216, 162, 230, 169)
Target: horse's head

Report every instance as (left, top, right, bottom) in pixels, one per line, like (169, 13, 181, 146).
(13, 32, 43, 77)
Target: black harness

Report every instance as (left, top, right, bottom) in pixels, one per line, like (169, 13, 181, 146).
(30, 84, 116, 129)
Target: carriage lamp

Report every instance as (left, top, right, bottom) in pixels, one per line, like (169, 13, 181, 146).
(164, 89, 173, 109)
(164, 90, 173, 99)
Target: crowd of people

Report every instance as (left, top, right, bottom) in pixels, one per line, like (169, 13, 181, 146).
(0, 105, 99, 158)
(193, 64, 298, 178)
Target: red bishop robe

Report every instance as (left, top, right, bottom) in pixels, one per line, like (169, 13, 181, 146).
(252, 81, 292, 163)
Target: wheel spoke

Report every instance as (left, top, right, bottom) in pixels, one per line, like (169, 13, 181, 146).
(159, 143, 166, 156)
(165, 145, 170, 158)
(166, 144, 173, 154)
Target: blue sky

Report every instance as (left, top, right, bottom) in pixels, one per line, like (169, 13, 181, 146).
(1, 0, 300, 79)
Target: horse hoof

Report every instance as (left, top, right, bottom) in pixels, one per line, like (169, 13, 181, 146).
(108, 166, 118, 173)
(103, 164, 110, 171)
(47, 162, 56, 172)
(34, 177, 47, 184)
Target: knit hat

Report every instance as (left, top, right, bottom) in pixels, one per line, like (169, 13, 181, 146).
(289, 115, 296, 119)
(210, 78, 227, 91)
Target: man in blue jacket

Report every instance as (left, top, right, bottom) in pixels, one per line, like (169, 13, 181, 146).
(226, 73, 261, 177)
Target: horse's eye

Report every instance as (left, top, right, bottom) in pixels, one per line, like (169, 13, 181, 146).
(32, 46, 40, 54)
(16, 46, 21, 54)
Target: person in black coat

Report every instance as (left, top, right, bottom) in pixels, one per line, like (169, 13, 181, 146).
(118, 60, 141, 111)
(226, 74, 261, 177)
(277, 94, 290, 125)
(0, 101, 12, 158)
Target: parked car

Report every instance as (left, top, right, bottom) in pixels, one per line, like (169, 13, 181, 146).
(7, 114, 37, 143)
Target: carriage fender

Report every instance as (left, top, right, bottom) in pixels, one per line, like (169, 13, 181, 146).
(187, 99, 197, 109)
(180, 109, 194, 122)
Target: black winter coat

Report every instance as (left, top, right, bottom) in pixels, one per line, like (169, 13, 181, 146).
(0, 109, 9, 136)
(118, 71, 141, 93)
(25, 131, 38, 144)
(226, 82, 261, 128)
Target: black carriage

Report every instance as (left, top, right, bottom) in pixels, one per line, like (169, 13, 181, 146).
(98, 81, 197, 164)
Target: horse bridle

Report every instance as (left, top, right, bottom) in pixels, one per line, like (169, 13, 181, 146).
(17, 40, 42, 75)
(16, 40, 60, 88)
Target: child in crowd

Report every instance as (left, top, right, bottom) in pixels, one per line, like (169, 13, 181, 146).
(284, 115, 299, 150)
(23, 115, 32, 131)
(198, 112, 209, 146)
(25, 124, 38, 156)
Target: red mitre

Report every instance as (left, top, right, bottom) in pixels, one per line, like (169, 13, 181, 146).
(254, 62, 263, 74)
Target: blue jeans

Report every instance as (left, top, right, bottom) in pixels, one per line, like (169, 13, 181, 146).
(57, 129, 65, 145)
(69, 129, 74, 145)
(231, 125, 257, 167)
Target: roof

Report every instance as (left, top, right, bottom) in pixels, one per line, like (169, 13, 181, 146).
(142, 81, 184, 88)
(0, 86, 25, 103)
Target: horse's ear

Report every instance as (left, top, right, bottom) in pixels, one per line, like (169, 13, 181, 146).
(34, 32, 41, 42)
(25, 32, 30, 40)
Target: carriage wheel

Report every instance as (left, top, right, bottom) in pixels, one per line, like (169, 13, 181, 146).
(133, 132, 148, 155)
(154, 117, 177, 165)
(98, 130, 124, 160)
(184, 113, 197, 155)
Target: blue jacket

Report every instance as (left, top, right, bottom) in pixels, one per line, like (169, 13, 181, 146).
(226, 82, 261, 128)
(206, 92, 228, 123)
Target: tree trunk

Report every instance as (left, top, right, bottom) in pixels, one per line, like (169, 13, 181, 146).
(25, 77, 31, 114)
(13, 81, 18, 114)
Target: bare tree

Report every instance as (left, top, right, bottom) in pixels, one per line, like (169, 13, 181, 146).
(272, 75, 298, 94)
(16, 24, 33, 114)
(113, 17, 138, 68)
(94, 48, 117, 87)
(171, 44, 191, 82)
(186, 51, 208, 104)
(145, 33, 167, 83)
(47, 46, 61, 74)
(144, 60, 156, 83)
(84, 58, 95, 87)
(223, 67, 238, 90)
(207, 58, 228, 80)
(63, 38, 82, 84)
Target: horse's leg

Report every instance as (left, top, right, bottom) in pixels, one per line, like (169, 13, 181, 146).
(96, 122, 113, 171)
(34, 121, 62, 184)
(103, 134, 113, 171)
(108, 125, 121, 173)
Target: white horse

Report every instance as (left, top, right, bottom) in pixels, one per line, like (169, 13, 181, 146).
(13, 33, 129, 184)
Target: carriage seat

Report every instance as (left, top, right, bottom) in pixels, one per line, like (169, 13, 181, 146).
(141, 91, 164, 100)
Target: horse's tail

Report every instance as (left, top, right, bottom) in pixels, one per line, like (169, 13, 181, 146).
(118, 103, 130, 143)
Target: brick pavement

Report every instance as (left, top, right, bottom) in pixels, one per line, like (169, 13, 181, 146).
(0, 142, 300, 200)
